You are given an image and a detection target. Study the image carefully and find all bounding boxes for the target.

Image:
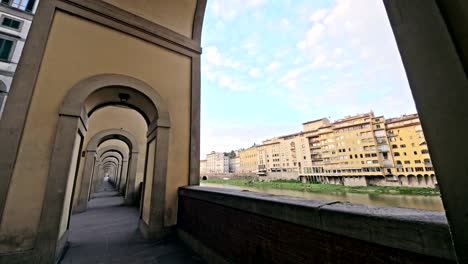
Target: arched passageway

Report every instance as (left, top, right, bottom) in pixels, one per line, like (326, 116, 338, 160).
(74, 128, 140, 213)
(34, 74, 172, 261)
(97, 146, 129, 195)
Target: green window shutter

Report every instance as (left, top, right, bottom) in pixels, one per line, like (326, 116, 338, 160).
(0, 39, 13, 60)
(11, 20, 20, 29)
(1, 18, 10, 27)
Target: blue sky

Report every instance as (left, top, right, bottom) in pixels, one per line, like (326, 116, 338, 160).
(200, 0, 416, 158)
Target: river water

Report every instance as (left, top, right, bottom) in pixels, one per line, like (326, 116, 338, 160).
(201, 183, 444, 212)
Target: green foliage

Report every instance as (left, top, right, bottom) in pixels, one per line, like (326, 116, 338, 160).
(203, 179, 439, 196)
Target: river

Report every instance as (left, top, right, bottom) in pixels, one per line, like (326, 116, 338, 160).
(201, 183, 444, 211)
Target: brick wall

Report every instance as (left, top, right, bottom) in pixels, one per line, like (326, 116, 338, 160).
(178, 195, 453, 264)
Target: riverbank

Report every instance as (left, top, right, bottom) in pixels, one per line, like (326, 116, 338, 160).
(202, 179, 440, 196)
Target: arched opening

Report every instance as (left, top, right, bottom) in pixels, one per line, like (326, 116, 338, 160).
(407, 175, 416, 186)
(397, 175, 406, 186)
(417, 175, 423, 186)
(202, 176, 208, 181)
(96, 145, 130, 196)
(73, 127, 140, 213)
(35, 74, 171, 259)
(424, 174, 430, 187)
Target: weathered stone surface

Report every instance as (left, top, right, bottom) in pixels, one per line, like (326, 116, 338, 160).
(60, 181, 204, 264)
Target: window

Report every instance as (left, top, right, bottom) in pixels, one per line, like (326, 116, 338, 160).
(404, 160, 411, 164)
(392, 144, 398, 149)
(1, 16, 21, 30)
(415, 160, 421, 164)
(400, 144, 406, 148)
(2, 0, 36, 12)
(415, 167, 424, 172)
(396, 160, 402, 165)
(394, 152, 400, 156)
(421, 149, 429, 154)
(0, 37, 14, 61)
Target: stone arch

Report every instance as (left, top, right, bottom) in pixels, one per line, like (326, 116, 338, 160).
(398, 175, 406, 186)
(202, 176, 207, 181)
(417, 174, 423, 186)
(408, 174, 416, 186)
(59, 73, 170, 131)
(424, 174, 430, 186)
(100, 153, 123, 186)
(75, 129, 140, 213)
(430, 174, 436, 185)
(98, 146, 129, 194)
(37, 74, 172, 255)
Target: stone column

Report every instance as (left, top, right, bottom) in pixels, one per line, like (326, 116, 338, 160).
(124, 151, 138, 205)
(119, 159, 129, 194)
(74, 150, 97, 213)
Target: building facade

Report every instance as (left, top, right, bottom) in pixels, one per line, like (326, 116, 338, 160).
(238, 146, 257, 173)
(0, 0, 39, 118)
(300, 112, 397, 186)
(203, 112, 435, 187)
(385, 114, 435, 187)
(256, 131, 315, 180)
(200, 159, 207, 175)
(229, 157, 240, 173)
(206, 151, 229, 174)
(251, 112, 435, 187)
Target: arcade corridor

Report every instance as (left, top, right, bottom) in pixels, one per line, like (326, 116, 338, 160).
(60, 180, 203, 264)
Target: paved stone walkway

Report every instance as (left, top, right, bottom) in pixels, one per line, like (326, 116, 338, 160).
(60, 180, 204, 264)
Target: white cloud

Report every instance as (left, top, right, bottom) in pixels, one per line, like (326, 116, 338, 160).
(283, 0, 415, 116)
(280, 18, 290, 31)
(309, 8, 329, 22)
(249, 68, 261, 78)
(211, 0, 266, 19)
(242, 38, 258, 55)
(204, 46, 223, 66)
(266, 61, 280, 72)
(298, 23, 325, 50)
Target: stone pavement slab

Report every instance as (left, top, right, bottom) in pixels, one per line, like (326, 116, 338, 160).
(60, 181, 204, 264)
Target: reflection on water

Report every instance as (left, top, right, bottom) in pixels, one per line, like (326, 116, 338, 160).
(201, 183, 444, 212)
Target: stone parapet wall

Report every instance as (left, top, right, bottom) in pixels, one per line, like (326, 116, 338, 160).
(178, 186, 455, 264)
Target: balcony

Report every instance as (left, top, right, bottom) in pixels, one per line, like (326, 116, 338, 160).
(378, 145, 390, 152)
(382, 160, 393, 167)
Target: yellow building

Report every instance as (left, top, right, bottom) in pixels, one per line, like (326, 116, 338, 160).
(298, 112, 435, 188)
(300, 112, 395, 186)
(238, 146, 258, 173)
(386, 114, 436, 187)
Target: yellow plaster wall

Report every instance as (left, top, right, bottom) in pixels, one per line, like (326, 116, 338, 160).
(71, 107, 147, 209)
(0, 11, 191, 251)
(103, 0, 197, 38)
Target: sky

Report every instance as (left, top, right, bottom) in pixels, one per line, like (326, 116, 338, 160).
(200, 0, 417, 158)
